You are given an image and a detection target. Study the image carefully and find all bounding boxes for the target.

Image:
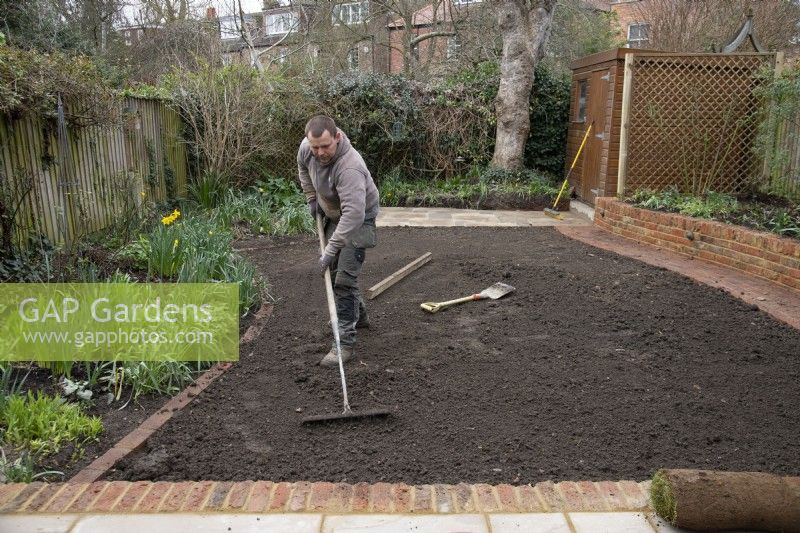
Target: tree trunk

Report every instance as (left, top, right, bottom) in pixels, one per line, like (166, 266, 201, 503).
(652, 469, 800, 532)
(491, 0, 555, 169)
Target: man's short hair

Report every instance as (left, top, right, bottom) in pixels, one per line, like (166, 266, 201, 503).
(305, 115, 337, 138)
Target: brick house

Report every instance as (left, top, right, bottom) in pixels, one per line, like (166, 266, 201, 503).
(582, 0, 651, 49)
(116, 24, 163, 47)
(386, 0, 487, 74)
(215, 1, 397, 73)
(607, 0, 652, 48)
(213, 0, 491, 75)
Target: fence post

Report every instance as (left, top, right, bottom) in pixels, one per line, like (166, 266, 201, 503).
(617, 52, 634, 198)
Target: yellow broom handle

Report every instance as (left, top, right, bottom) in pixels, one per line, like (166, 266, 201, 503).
(554, 121, 594, 207)
(570, 122, 594, 170)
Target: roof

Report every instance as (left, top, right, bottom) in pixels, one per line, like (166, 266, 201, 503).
(583, 0, 612, 10)
(387, 1, 461, 29)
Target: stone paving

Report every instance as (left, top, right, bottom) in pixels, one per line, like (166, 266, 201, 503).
(3, 204, 789, 532)
(376, 206, 591, 227)
(2, 511, 683, 533)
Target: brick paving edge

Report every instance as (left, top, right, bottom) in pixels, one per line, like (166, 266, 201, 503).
(0, 480, 653, 514)
(68, 303, 275, 484)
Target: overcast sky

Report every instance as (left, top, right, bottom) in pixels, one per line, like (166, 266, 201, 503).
(122, 0, 269, 24)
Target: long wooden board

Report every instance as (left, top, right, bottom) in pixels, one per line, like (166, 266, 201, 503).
(366, 252, 432, 300)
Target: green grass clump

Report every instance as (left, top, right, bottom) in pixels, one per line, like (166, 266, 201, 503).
(380, 170, 559, 208)
(121, 361, 197, 400)
(628, 188, 738, 219)
(650, 470, 677, 524)
(0, 391, 102, 457)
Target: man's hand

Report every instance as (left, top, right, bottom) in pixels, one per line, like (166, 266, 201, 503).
(318, 253, 334, 273)
(308, 199, 319, 219)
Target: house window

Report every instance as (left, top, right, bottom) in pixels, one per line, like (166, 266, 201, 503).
(452, 0, 482, 5)
(576, 79, 587, 122)
(446, 36, 461, 60)
(347, 48, 359, 71)
(266, 12, 297, 35)
(333, 2, 369, 25)
(627, 23, 650, 48)
(219, 15, 256, 40)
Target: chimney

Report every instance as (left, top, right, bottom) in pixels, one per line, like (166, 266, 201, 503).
(206, 7, 217, 19)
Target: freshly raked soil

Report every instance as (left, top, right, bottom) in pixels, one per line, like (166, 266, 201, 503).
(108, 227, 800, 484)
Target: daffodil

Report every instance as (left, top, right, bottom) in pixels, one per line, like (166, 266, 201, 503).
(161, 209, 181, 225)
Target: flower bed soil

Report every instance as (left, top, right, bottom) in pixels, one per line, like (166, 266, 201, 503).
(10, 300, 256, 481)
(107, 227, 800, 484)
(8, 367, 166, 481)
(386, 191, 567, 211)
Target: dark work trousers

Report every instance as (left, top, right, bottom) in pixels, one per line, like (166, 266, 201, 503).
(324, 217, 376, 347)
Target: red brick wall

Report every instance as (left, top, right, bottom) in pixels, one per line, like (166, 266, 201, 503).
(388, 28, 448, 74)
(610, 0, 651, 46)
(595, 197, 800, 291)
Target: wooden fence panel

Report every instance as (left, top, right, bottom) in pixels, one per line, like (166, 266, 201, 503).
(765, 111, 800, 201)
(0, 97, 188, 248)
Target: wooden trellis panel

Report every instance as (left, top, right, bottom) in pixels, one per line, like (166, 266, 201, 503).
(620, 53, 775, 196)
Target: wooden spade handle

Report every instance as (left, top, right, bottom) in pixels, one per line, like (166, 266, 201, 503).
(420, 294, 483, 313)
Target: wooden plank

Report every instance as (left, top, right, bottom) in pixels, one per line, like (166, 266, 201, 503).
(366, 252, 432, 300)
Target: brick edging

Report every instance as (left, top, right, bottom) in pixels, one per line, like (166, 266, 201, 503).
(0, 480, 652, 514)
(69, 303, 275, 483)
(594, 197, 800, 292)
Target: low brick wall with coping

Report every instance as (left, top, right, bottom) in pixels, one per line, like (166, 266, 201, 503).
(594, 197, 800, 292)
(0, 480, 652, 514)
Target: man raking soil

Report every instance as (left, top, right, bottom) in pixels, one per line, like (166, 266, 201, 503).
(302, 212, 390, 424)
(298, 115, 379, 367)
(297, 115, 389, 424)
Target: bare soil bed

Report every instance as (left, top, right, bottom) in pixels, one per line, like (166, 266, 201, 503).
(107, 227, 800, 484)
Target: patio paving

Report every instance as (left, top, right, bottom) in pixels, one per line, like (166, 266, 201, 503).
(376, 206, 592, 227)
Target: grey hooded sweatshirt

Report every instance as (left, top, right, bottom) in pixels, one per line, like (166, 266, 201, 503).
(297, 130, 379, 257)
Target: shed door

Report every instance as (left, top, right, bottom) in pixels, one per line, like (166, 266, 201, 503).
(581, 69, 610, 204)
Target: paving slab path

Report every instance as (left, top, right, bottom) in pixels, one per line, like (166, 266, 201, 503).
(3, 206, 792, 533)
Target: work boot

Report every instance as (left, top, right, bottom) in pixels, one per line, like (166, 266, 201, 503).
(320, 345, 354, 367)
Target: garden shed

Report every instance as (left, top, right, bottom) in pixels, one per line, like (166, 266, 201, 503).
(566, 47, 778, 205)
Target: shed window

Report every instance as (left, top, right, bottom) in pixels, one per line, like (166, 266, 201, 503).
(576, 79, 588, 122)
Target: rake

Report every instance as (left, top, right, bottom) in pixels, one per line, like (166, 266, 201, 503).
(302, 213, 391, 425)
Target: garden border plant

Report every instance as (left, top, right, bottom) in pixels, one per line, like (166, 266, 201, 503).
(0, 172, 314, 481)
(626, 188, 799, 240)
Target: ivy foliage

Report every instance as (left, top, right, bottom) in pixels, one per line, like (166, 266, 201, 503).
(0, 46, 120, 126)
(525, 64, 572, 176)
(311, 73, 419, 181)
(310, 61, 571, 181)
